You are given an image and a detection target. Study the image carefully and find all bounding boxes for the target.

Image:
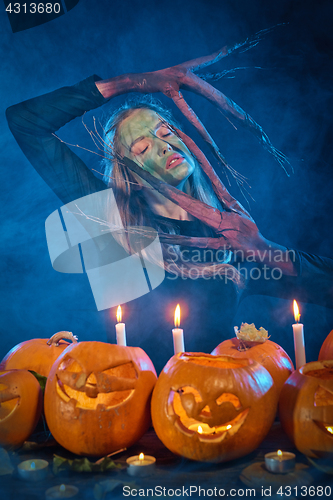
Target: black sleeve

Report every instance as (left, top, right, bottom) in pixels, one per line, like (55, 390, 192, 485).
(243, 249, 333, 308)
(6, 75, 108, 205)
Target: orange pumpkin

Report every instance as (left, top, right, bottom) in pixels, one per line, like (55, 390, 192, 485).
(44, 341, 157, 456)
(212, 338, 294, 397)
(0, 369, 43, 448)
(279, 360, 333, 458)
(0, 332, 78, 377)
(151, 353, 278, 463)
(318, 330, 333, 361)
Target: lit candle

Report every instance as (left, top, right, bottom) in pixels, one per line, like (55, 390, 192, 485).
(173, 304, 184, 355)
(115, 305, 127, 346)
(45, 484, 79, 499)
(17, 459, 49, 482)
(292, 300, 306, 369)
(265, 450, 296, 474)
(126, 453, 156, 477)
(188, 423, 216, 435)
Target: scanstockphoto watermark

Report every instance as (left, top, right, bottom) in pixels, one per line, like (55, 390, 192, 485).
(123, 485, 257, 497)
(166, 246, 296, 282)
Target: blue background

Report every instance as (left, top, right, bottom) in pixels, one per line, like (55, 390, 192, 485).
(1, 0, 333, 371)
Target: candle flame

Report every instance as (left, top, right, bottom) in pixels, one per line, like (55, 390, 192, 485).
(139, 453, 144, 461)
(197, 425, 203, 434)
(117, 305, 122, 323)
(327, 426, 333, 434)
(60, 485, 66, 492)
(174, 304, 181, 328)
(277, 450, 283, 457)
(293, 300, 300, 323)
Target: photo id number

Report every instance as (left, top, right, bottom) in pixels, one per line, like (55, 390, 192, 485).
(6, 3, 61, 14)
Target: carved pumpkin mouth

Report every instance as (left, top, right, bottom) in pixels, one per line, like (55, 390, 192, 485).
(313, 385, 333, 438)
(0, 383, 20, 420)
(0, 397, 20, 420)
(313, 421, 333, 437)
(168, 386, 249, 443)
(55, 358, 137, 410)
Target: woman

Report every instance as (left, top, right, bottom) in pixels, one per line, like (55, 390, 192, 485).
(6, 72, 333, 372)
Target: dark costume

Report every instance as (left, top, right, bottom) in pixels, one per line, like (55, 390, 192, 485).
(6, 76, 333, 373)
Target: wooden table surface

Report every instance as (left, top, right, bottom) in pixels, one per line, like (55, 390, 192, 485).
(1, 422, 332, 500)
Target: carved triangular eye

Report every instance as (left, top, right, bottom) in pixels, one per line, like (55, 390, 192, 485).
(314, 385, 333, 407)
(102, 362, 137, 380)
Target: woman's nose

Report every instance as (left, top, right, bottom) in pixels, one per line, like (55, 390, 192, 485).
(158, 140, 172, 156)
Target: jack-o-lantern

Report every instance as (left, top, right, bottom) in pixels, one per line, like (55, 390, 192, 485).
(0, 332, 78, 377)
(151, 353, 278, 462)
(212, 338, 294, 397)
(0, 370, 43, 448)
(318, 330, 333, 361)
(279, 360, 333, 458)
(44, 341, 157, 456)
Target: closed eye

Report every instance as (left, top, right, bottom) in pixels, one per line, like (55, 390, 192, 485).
(138, 146, 148, 155)
(156, 125, 174, 139)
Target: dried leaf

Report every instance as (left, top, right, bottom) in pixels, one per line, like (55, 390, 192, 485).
(234, 322, 269, 342)
(53, 454, 122, 474)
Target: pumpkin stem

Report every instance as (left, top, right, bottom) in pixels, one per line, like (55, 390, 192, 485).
(47, 331, 78, 347)
(237, 339, 249, 352)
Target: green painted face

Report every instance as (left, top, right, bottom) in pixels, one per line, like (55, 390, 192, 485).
(118, 108, 196, 190)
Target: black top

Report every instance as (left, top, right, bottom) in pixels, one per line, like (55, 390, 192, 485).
(6, 76, 333, 373)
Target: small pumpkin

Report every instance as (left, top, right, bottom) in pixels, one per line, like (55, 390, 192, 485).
(0, 369, 43, 448)
(212, 338, 294, 397)
(44, 341, 157, 456)
(279, 360, 333, 458)
(151, 353, 278, 463)
(0, 331, 78, 377)
(318, 330, 333, 361)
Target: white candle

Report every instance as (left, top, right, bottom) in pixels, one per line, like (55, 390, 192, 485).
(265, 450, 295, 473)
(173, 304, 184, 354)
(292, 300, 306, 369)
(17, 459, 49, 482)
(116, 305, 127, 346)
(126, 453, 156, 477)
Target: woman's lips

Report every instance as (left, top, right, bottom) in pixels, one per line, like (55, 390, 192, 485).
(166, 153, 185, 170)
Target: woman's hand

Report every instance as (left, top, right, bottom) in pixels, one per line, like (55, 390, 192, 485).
(95, 31, 289, 177)
(123, 156, 296, 276)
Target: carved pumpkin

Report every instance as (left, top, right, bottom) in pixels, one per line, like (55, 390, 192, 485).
(318, 330, 333, 361)
(151, 353, 278, 462)
(44, 341, 157, 456)
(279, 360, 333, 458)
(0, 332, 78, 377)
(0, 369, 43, 448)
(212, 338, 294, 397)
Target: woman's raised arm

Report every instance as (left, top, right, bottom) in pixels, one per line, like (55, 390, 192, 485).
(6, 75, 107, 204)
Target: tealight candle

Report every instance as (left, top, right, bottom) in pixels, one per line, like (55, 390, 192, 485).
(115, 305, 127, 346)
(292, 300, 306, 369)
(126, 453, 156, 477)
(45, 484, 79, 499)
(265, 450, 296, 474)
(173, 304, 184, 354)
(17, 459, 49, 482)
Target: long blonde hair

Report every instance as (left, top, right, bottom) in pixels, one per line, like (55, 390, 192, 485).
(102, 95, 242, 283)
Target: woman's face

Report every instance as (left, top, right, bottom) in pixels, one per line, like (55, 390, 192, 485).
(117, 108, 196, 190)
